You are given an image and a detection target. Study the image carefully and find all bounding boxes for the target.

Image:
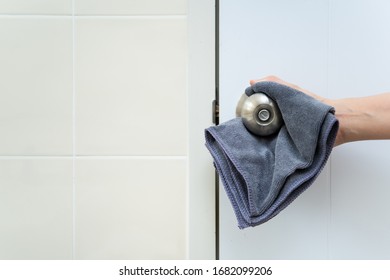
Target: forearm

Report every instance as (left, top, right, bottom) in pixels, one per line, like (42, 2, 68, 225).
(328, 93, 390, 145)
(249, 76, 390, 146)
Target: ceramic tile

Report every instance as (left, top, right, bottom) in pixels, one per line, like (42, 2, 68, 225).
(0, 159, 73, 259)
(75, 18, 187, 155)
(75, 0, 186, 15)
(0, 0, 72, 14)
(0, 18, 73, 155)
(75, 158, 186, 259)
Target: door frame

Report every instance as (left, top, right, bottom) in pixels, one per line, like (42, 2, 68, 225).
(187, 0, 218, 259)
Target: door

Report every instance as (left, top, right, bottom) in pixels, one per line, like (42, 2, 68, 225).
(218, 0, 390, 259)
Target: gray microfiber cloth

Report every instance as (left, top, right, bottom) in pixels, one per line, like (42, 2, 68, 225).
(205, 81, 339, 228)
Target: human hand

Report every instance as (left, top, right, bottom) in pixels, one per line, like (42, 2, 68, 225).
(249, 76, 345, 146)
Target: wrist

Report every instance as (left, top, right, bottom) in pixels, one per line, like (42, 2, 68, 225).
(322, 98, 348, 146)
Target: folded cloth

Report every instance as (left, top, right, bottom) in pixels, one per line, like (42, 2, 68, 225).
(205, 81, 339, 228)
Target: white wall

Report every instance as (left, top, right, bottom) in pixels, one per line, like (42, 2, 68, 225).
(0, 0, 195, 259)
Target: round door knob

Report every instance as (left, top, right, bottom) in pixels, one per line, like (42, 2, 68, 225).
(236, 93, 283, 136)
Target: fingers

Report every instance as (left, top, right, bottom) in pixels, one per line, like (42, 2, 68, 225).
(249, 75, 282, 86)
(249, 75, 339, 146)
(249, 75, 325, 102)
(250, 75, 298, 89)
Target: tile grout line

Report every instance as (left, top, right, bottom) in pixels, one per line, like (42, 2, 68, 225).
(0, 155, 188, 159)
(0, 155, 188, 160)
(72, 0, 76, 260)
(74, 15, 187, 19)
(185, 29, 190, 259)
(0, 14, 187, 19)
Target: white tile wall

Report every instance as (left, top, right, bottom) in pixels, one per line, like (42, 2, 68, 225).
(75, 159, 186, 259)
(0, 159, 73, 259)
(0, 18, 73, 155)
(75, 0, 187, 15)
(76, 18, 187, 156)
(0, 0, 188, 260)
(0, 0, 72, 14)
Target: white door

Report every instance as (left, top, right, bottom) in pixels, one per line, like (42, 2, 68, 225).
(219, 0, 390, 259)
